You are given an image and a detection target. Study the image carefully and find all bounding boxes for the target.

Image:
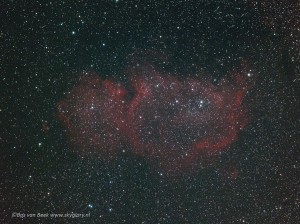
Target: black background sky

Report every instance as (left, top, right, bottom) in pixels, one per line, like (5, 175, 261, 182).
(1, 0, 299, 223)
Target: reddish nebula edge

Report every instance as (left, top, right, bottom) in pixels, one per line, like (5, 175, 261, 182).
(56, 61, 254, 177)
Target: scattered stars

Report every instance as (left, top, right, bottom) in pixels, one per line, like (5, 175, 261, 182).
(2, 1, 298, 223)
(28, 175, 33, 183)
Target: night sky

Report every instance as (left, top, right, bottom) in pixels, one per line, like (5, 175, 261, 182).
(1, 0, 299, 223)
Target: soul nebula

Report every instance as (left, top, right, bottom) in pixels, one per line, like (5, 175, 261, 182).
(57, 63, 254, 176)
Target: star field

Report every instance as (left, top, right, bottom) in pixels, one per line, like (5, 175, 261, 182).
(1, 0, 299, 223)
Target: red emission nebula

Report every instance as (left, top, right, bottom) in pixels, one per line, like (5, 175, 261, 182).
(57, 61, 254, 176)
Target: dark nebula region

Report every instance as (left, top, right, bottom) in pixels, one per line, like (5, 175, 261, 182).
(57, 59, 254, 176)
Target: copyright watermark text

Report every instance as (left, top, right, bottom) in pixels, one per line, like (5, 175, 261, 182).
(11, 212, 90, 218)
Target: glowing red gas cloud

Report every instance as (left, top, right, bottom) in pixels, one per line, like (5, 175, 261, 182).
(57, 61, 254, 176)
